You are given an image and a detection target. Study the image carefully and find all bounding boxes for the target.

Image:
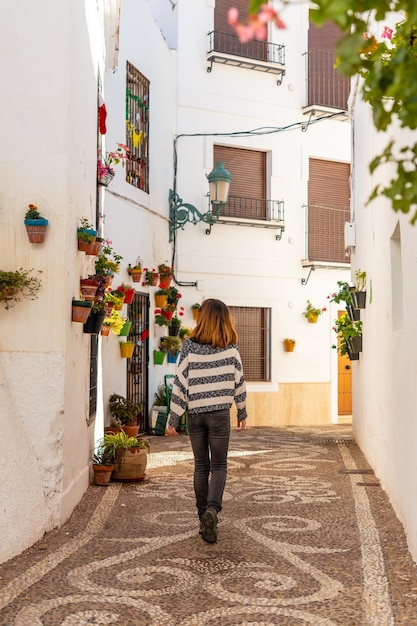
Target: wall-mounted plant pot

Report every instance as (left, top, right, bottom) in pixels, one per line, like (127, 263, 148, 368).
(86, 236, 103, 256)
(352, 291, 366, 309)
(167, 352, 179, 364)
(120, 341, 136, 358)
(123, 289, 135, 305)
(283, 339, 296, 352)
(129, 269, 143, 283)
(159, 275, 172, 289)
(155, 295, 168, 308)
(348, 336, 362, 354)
(83, 310, 106, 334)
(24, 218, 48, 243)
(118, 321, 132, 337)
(192, 309, 200, 321)
(113, 295, 125, 311)
(154, 324, 167, 337)
(98, 171, 115, 187)
(169, 322, 181, 337)
(77, 228, 97, 253)
(80, 278, 99, 301)
(307, 313, 318, 323)
(347, 304, 361, 322)
(153, 350, 166, 365)
(347, 349, 360, 361)
(101, 325, 111, 336)
(72, 299, 93, 323)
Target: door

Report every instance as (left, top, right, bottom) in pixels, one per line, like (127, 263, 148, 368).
(337, 310, 352, 415)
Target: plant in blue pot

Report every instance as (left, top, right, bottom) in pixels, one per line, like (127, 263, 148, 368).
(24, 204, 48, 243)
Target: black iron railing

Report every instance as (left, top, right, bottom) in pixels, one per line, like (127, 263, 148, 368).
(208, 31, 285, 65)
(221, 195, 284, 222)
(303, 49, 350, 110)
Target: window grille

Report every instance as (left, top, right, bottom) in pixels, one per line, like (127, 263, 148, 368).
(89, 336, 98, 419)
(126, 62, 149, 193)
(229, 306, 271, 382)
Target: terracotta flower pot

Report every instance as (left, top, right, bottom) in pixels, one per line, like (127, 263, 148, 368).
(80, 279, 99, 301)
(159, 275, 172, 288)
(72, 300, 93, 323)
(24, 218, 48, 244)
(101, 326, 110, 336)
(92, 464, 114, 485)
(129, 270, 142, 283)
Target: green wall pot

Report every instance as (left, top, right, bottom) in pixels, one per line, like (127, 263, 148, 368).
(153, 350, 166, 365)
(118, 321, 132, 337)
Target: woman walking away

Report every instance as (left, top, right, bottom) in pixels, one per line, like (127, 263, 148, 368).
(167, 298, 247, 544)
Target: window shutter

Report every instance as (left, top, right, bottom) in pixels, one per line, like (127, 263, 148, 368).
(229, 306, 271, 382)
(214, 0, 267, 61)
(214, 145, 266, 219)
(308, 158, 350, 263)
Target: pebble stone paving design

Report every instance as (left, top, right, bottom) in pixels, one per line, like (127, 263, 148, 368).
(1, 426, 417, 625)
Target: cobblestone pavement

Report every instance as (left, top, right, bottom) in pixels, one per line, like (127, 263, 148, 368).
(1, 426, 417, 625)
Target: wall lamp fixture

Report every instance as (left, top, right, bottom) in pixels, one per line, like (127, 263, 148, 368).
(169, 161, 232, 241)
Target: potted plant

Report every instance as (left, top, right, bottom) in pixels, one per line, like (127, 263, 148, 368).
(119, 340, 136, 358)
(91, 435, 118, 485)
(169, 309, 184, 336)
(160, 335, 182, 363)
(143, 268, 159, 287)
(97, 143, 130, 186)
(151, 383, 169, 435)
(154, 310, 170, 337)
(108, 289, 125, 310)
(0, 268, 42, 310)
(283, 338, 296, 352)
(351, 269, 367, 309)
(179, 326, 192, 342)
(303, 300, 326, 323)
(109, 393, 142, 436)
(77, 217, 97, 253)
(167, 286, 182, 306)
(118, 317, 132, 337)
(104, 430, 150, 482)
(153, 348, 166, 365)
(332, 313, 363, 360)
(116, 282, 135, 305)
(101, 309, 125, 336)
(80, 277, 99, 301)
(24, 204, 48, 243)
(154, 287, 169, 308)
(328, 281, 360, 321)
(95, 240, 123, 284)
(128, 260, 143, 283)
(191, 302, 201, 321)
(161, 304, 176, 322)
(83, 300, 107, 334)
(158, 263, 174, 288)
(72, 297, 93, 323)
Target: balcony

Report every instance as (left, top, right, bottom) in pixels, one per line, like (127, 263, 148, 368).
(207, 31, 286, 84)
(303, 203, 351, 267)
(217, 195, 285, 239)
(303, 49, 350, 115)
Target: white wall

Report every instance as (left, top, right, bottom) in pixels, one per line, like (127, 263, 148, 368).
(351, 95, 417, 562)
(0, 0, 105, 563)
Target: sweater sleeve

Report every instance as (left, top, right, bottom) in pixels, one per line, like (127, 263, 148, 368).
(168, 349, 189, 428)
(234, 349, 247, 422)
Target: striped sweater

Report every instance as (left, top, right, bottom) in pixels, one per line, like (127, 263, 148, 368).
(168, 338, 247, 428)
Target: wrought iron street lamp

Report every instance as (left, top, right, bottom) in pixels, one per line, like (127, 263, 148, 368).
(169, 161, 232, 241)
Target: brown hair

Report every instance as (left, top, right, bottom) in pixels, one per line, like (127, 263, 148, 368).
(190, 299, 238, 348)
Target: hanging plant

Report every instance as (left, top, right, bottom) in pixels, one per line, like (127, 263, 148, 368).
(0, 268, 42, 310)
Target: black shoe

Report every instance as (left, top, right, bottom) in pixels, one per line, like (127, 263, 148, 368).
(200, 507, 218, 544)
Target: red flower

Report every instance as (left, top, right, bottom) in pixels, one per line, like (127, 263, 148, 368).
(155, 308, 161, 314)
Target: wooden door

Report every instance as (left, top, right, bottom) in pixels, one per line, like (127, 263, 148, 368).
(337, 311, 352, 415)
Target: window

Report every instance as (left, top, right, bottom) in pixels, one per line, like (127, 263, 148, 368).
(126, 62, 149, 192)
(306, 19, 350, 110)
(214, 0, 267, 62)
(214, 145, 268, 220)
(307, 158, 350, 263)
(229, 306, 271, 382)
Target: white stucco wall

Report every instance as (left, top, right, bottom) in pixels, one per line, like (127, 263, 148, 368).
(0, 0, 105, 563)
(351, 95, 417, 562)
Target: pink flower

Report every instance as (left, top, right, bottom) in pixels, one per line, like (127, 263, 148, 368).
(227, 7, 239, 26)
(381, 26, 393, 40)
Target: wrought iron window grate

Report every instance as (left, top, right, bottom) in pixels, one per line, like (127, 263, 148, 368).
(126, 62, 149, 193)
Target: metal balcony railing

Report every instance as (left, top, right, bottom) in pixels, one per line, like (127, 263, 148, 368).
(303, 49, 350, 110)
(304, 203, 351, 264)
(207, 31, 285, 81)
(221, 196, 284, 222)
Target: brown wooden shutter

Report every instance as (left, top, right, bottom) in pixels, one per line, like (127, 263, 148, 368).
(214, 0, 267, 61)
(308, 158, 350, 263)
(214, 145, 266, 219)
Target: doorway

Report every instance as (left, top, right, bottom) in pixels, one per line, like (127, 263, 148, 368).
(126, 292, 149, 432)
(337, 310, 352, 416)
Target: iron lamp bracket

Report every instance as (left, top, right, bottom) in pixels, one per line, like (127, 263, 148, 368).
(169, 189, 221, 241)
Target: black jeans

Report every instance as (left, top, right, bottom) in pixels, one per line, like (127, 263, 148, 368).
(187, 409, 231, 518)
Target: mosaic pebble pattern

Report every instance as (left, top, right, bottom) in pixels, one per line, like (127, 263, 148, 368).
(1, 426, 417, 625)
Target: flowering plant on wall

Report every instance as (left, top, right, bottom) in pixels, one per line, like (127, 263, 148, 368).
(97, 143, 130, 176)
(303, 300, 326, 322)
